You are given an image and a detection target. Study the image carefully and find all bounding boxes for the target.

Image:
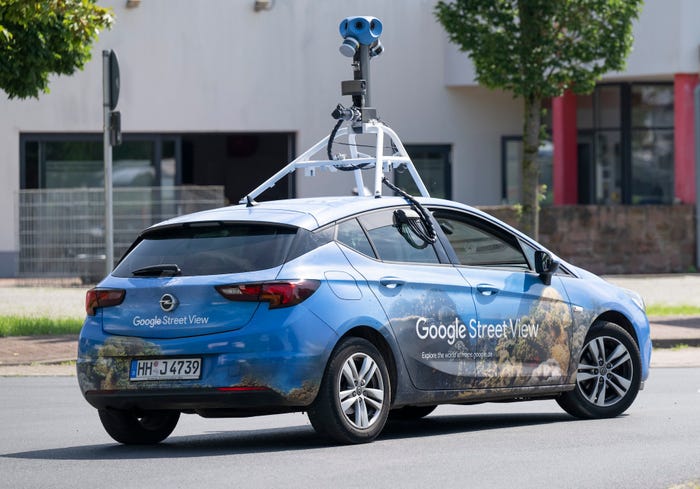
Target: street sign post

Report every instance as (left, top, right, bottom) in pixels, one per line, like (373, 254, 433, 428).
(102, 50, 120, 277)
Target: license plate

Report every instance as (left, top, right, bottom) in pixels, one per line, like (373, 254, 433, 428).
(130, 358, 202, 381)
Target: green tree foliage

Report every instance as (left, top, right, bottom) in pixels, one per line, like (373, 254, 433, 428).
(435, 0, 642, 238)
(0, 0, 113, 99)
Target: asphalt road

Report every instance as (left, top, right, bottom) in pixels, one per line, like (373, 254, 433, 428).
(1, 369, 699, 489)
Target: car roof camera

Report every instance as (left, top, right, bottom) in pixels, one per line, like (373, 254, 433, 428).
(335, 16, 383, 130)
(240, 16, 431, 204)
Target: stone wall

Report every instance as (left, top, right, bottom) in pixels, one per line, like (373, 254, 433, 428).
(480, 205, 697, 275)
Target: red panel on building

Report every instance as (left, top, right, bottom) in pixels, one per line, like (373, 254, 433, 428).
(553, 90, 578, 205)
(674, 73, 699, 204)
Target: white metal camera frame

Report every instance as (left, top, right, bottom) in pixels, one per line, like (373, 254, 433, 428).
(240, 120, 431, 204)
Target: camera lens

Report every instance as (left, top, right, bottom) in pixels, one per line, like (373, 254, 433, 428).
(370, 40, 383, 58)
(339, 37, 359, 57)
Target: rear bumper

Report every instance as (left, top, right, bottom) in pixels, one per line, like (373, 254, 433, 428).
(84, 387, 304, 416)
(77, 307, 337, 409)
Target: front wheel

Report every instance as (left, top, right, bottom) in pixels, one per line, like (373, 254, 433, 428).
(98, 409, 180, 445)
(557, 321, 641, 419)
(308, 337, 391, 444)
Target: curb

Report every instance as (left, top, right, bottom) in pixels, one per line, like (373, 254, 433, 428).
(649, 338, 700, 348)
(0, 357, 77, 367)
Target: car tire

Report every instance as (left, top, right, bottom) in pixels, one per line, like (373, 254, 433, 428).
(98, 409, 180, 445)
(389, 405, 437, 420)
(308, 337, 391, 444)
(557, 321, 641, 419)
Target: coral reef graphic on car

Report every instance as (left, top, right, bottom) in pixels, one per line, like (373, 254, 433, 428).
(78, 337, 162, 391)
(471, 286, 572, 389)
(77, 336, 320, 404)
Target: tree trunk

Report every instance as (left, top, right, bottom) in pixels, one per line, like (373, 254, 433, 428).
(520, 94, 541, 240)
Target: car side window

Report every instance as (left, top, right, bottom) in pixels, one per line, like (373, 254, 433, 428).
(358, 209, 440, 264)
(519, 239, 537, 270)
(336, 218, 376, 258)
(434, 211, 529, 269)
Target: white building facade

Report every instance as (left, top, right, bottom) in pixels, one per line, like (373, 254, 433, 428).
(0, 0, 698, 277)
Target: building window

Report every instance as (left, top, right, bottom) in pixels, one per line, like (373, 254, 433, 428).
(591, 86, 624, 204)
(395, 145, 452, 199)
(630, 85, 674, 204)
(20, 132, 296, 203)
(582, 83, 674, 205)
(20, 134, 179, 190)
(500, 137, 553, 205)
(501, 82, 674, 206)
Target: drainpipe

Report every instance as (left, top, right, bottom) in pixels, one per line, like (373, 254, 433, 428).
(695, 82, 700, 271)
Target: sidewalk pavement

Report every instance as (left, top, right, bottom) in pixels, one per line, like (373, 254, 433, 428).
(0, 275, 699, 374)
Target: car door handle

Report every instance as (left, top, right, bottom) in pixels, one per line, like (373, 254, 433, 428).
(380, 277, 405, 289)
(476, 284, 500, 296)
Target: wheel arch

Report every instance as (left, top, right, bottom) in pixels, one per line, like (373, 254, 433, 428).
(595, 310, 638, 346)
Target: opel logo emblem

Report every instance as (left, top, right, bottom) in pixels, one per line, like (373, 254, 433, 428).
(159, 293, 178, 312)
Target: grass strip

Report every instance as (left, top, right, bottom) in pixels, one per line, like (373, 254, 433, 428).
(646, 304, 700, 317)
(0, 303, 698, 337)
(0, 315, 83, 337)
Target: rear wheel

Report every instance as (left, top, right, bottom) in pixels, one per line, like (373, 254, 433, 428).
(557, 321, 641, 419)
(308, 337, 391, 444)
(98, 409, 180, 445)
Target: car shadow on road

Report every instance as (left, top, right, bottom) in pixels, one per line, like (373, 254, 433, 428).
(383, 411, 575, 440)
(1, 412, 576, 460)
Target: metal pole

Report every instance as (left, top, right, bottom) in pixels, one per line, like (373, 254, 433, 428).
(359, 44, 371, 107)
(102, 50, 114, 277)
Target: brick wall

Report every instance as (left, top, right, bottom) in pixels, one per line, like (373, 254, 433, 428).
(479, 205, 697, 275)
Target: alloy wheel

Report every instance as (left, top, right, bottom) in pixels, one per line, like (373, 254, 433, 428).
(337, 352, 386, 429)
(576, 335, 634, 407)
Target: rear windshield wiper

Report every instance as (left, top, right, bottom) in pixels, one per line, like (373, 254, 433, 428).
(131, 264, 182, 277)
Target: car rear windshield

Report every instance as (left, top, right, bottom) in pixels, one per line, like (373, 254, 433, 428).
(112, 223, 299, 277)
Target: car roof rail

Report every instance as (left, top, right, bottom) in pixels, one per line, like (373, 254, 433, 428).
(239, 120, 430, 204)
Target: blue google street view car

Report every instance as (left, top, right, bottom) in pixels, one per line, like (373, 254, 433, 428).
(77, 17, 651, 445)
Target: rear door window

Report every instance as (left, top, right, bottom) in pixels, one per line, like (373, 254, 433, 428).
(113, 223, 298, 277)
(358, 209, 440, 264)
(336, 218, 376, 258)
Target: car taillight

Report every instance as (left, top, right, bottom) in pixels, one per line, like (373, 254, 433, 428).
(86, 288, 126, 316)
(216, 280, 320, 309)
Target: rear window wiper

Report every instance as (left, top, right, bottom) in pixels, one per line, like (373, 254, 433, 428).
(131, 264, 182, 277)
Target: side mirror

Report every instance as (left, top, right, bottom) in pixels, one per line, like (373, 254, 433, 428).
(535, 250, 559, 286)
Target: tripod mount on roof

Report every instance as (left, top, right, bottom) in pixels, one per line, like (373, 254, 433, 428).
(240, 16, 430, 205)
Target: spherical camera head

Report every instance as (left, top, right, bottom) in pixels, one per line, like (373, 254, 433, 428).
(339, 16, 382, 57)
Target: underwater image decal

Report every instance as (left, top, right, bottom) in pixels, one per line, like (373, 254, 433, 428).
(78, 336, 161, 391)
(386, 285, 574, 390)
